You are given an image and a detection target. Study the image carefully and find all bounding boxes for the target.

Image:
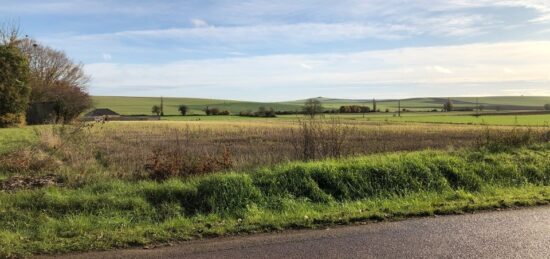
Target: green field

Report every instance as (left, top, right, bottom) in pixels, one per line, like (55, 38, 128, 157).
(0, 127, 37, 155)
(92, 96, 550, 116)
(329, 113, 550, 126)
(159, 113, 550, 126)
(92, 96, 301, 115)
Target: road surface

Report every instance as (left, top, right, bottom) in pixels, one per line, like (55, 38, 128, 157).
(48, 206, 550, 259)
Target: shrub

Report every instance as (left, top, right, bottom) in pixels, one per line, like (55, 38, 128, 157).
(339, 105, 370, 113)
(0, 44, 30, 127)
(145, 146, 233, 181)
(239, 107, 276, 117)
(204, 107, 229, 116)
(178, 105, 188, 116)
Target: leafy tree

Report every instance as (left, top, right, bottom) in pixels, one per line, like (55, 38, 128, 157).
(178, 105, 188, 116)
(372, 98, 377, 112)
(545, 104, 550, 111)
(303, 98, 323, 118)
(18, 38, 91, 123)
(0, 44, 30, 127)
(152, 105, 161, 116)
(443, 98, 454, 112)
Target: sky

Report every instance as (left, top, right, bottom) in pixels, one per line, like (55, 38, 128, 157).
(2, 0, 550, 101)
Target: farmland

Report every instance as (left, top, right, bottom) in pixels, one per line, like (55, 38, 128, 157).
(92, 96, 550, 115)
(0, 118, 549, 257)
(2, 95, 550, 257)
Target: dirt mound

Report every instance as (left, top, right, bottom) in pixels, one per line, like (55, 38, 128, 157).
(0, 174, 63, 191)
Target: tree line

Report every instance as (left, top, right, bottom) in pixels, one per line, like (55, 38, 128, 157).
(0, 23, 91, 127)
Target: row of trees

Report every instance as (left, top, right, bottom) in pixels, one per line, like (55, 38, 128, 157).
(0, 23, 91, 127)
(339, 105, 371, 113)
(239, 106, 276, 117)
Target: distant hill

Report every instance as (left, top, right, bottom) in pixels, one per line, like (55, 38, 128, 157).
(92, 96, 550, 115)
(91, 96, 301, 115)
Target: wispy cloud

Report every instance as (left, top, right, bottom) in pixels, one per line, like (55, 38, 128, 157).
(85, 41, 550, 100)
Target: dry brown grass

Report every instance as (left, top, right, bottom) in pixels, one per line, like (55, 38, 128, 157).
(1, 120, 548, 184)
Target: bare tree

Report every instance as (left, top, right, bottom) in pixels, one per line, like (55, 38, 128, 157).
(17, 38, 91, 122)
(303, 98, 323, 119)
(0, 21, 21, 46)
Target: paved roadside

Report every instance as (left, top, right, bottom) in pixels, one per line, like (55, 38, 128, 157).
(44, 206, 550, 259)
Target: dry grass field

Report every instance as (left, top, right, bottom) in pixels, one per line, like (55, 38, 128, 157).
(1, 119, 549, 257)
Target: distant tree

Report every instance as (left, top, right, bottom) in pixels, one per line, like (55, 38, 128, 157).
(204, 107, 228, 116)
(303, 99, 323, 118)
(152, 105, 161, 116)
(209, 107, 220, 115)
(372, 98, 377, 112)
(443, 98, 454, 112)
(544, 104, 550, 111)
(0, 43, 30, 127)
(178, 105, 188, 116)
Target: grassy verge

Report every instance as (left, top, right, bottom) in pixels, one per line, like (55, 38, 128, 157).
(1, 145, 549, 257)
(0, 127, 37, 155)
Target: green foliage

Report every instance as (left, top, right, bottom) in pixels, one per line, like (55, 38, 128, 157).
(0, 45, 30, 127)
(1, 146, 549, 256)
(339, 105, 370, 113)
(443, 98, 454, 112)
(196, 174, 261, 215)
(178, 105, 188, 116)
(151, 105, 161, 116)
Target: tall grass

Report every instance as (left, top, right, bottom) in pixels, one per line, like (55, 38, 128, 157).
(2, 121, 547, 186)
(1, 145, 549, 256)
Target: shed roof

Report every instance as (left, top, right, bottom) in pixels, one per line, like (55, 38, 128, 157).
(85, 108, 119, 117)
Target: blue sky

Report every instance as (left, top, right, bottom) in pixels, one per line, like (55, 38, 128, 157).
(3, 0, 550, 101)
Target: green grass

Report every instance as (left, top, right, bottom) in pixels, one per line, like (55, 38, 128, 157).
(1, 145, 549, 257)
(93, 96, 550, 116)
(358, 113, 550, 126)
(283, 96, 550, 110)
(0, 127, 37, 155)
(92, 96, 300, 115)
(160, 113, 550, 126)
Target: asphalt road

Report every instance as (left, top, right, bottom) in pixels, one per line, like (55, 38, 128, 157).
(50, 206, 550, 259)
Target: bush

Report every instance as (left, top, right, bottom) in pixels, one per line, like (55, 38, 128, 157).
(145, 146, 233, 181)
(0, 45, 30, 127)
(204, 107, 229, 116)
(339, 105, 370, 113)
(178, 105, 188, 116)
(239, 107, 276, 117)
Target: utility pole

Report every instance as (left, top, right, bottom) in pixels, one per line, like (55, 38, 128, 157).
(476, 98, 479, 117)
(398, 100, 401, 117)
(160, 96, 164, 116)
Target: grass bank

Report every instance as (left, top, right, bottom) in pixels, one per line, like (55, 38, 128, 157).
(1, 145, 549, 257)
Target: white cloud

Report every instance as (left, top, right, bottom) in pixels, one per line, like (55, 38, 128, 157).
(300, 63, 313, 70)
(429, 66, 454, 74)
(85, 41, 550, 99)
(101, 53, 112, 61)
(191, 19, 209, 28)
